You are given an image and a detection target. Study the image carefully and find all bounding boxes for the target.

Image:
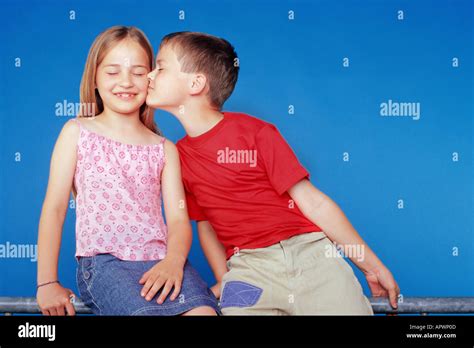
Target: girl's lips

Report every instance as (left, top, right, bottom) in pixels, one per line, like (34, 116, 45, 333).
(114, 93, 137, 101)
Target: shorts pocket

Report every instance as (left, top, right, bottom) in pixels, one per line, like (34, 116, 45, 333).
(220, 281, 263, 309)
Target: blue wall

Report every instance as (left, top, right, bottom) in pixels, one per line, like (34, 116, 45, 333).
(1, 0, 472, 300)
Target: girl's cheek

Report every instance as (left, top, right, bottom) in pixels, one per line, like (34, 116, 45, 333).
(96, 75, 116, 89)
(135, 76, 149, 89)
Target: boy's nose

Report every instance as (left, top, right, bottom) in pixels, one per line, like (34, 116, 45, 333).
(147, 70, 155, 80)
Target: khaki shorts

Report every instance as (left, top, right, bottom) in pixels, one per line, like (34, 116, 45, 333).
(219, 231, 374, 315)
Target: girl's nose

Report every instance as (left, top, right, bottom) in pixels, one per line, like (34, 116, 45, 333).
(119, 71, 133, 87)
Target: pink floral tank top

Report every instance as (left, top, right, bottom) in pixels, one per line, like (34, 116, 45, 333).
(72, 118, 168, 261)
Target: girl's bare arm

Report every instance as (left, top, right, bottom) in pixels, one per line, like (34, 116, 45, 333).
(37, 119, 79, 315)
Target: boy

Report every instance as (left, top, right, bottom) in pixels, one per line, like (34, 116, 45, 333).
(146, 32, 400, 315)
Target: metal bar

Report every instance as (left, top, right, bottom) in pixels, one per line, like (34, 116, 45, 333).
(1, 297, 473, 315)
(0, 297, 93, 314)
(369, 297, 474, 314)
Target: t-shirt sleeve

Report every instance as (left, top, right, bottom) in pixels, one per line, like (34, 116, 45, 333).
(184, 189, 206, 221)
(255, 124, 310, 195)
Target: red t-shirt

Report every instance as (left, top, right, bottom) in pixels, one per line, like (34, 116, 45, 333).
(176, 112, 321, 259)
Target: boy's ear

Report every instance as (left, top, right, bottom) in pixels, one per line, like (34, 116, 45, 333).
(188, 73, 207, 96)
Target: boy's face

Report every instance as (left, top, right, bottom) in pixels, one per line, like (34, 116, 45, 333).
(146, 44, 189, 110)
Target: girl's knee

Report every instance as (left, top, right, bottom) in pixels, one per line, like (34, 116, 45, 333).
(181, 306, 217, 316)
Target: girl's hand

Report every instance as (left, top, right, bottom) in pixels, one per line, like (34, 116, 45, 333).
(36, 283, 77, 316)
(139, 255, 185, 304)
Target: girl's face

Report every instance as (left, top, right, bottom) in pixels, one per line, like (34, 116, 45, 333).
(96, 39, 150, 116)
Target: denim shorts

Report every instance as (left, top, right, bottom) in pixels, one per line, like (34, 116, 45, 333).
(76, 253, 220, 315)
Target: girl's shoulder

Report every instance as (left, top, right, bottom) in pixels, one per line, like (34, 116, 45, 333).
(50, 118, 81, 156)
(159, 136, 176, 151)
(62, 118, 82, 138)
(142, 127, 167, 146)
(161, 138, 180, 167)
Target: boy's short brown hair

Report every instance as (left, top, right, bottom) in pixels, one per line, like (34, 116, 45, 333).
(160, 31, 239, 109)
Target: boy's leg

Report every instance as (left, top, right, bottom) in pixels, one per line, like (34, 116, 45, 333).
(284, 232, 374, 315)
(219, 245, 290, 315)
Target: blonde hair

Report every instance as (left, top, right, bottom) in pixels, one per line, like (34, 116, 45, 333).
(79, 25, 159, 135)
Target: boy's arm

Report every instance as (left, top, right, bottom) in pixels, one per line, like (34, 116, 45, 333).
(288, 179, 400, 309)
(197, 220, 228, 298)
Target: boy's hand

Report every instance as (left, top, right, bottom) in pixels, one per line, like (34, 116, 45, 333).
(139, 255, 184, 304)
(36, 283, 77, 316)
(210, 282, 221, 299)
(363, 264, 400, 309)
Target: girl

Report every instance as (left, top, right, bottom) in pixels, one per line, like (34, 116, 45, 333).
(36, 26, 219, 316)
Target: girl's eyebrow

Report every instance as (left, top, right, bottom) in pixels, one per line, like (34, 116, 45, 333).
(103, 64, 148, 68)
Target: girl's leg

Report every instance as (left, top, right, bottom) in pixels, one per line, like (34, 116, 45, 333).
(182, 306, 217, 316)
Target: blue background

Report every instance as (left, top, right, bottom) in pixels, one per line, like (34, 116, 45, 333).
(1, 0, 472, 304)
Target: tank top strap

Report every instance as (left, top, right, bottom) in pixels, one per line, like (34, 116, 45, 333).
(159, 136, 167, 166)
